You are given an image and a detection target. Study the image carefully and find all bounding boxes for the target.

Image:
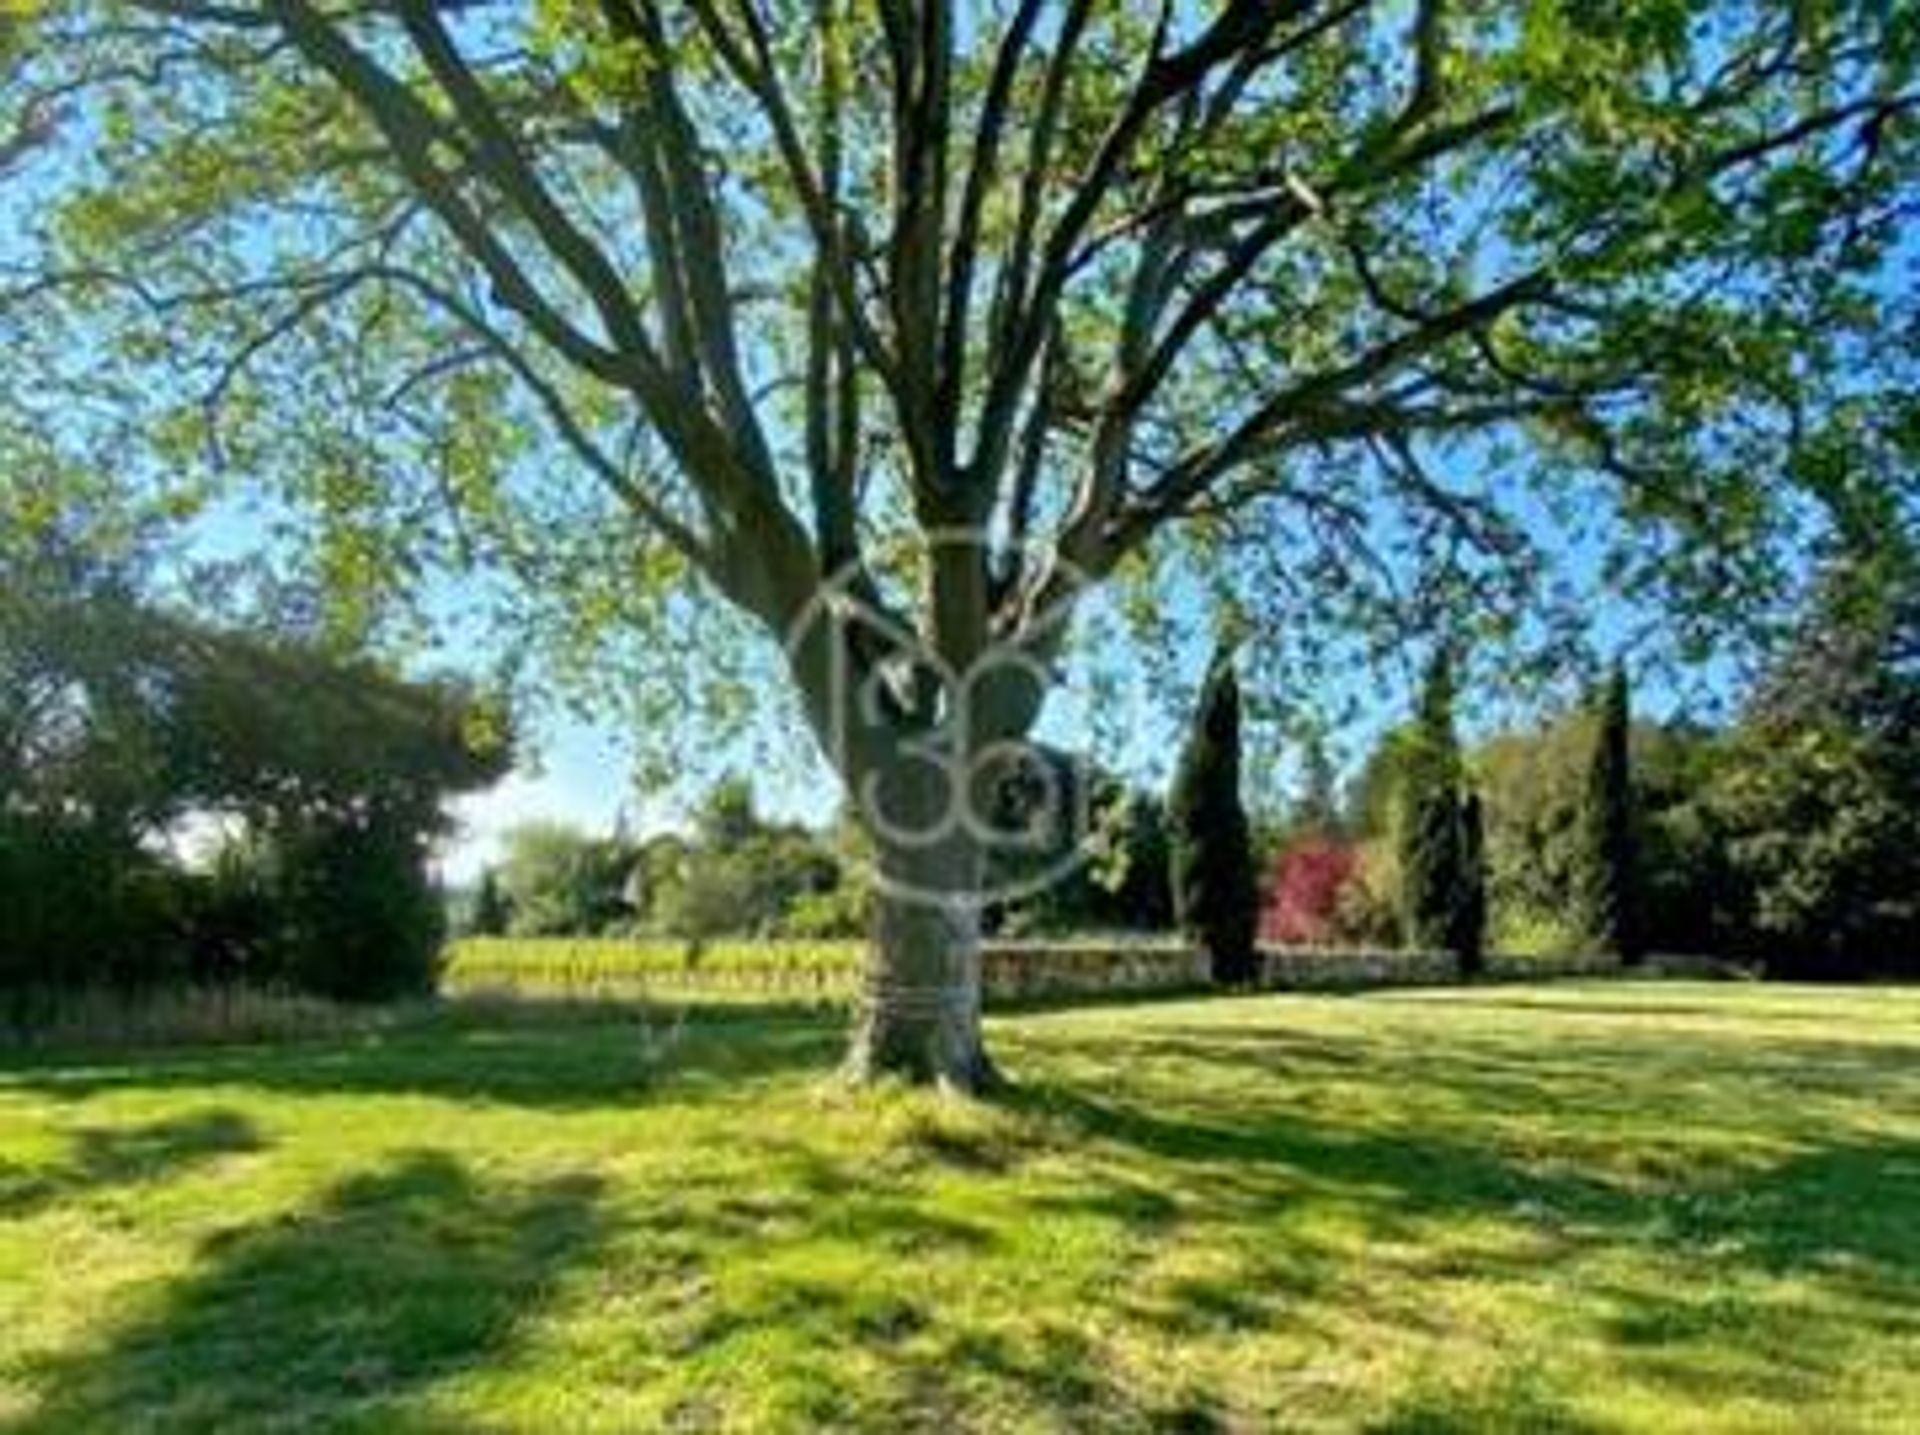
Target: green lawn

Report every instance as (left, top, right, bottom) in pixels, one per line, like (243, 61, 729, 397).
(2, 982, 1916, 1433)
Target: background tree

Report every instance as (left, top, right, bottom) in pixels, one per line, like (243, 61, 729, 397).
(7, 1, 1917, 1086)
(1451, 789, 1487, 973)
(276, 808, 447, 1000)
(1081, 787, 1176, 934)
(468, 868, 512, 937)
(495, 822, 636, 937)
(0, 519, 507, 999)
(1706, 552, 1920, 977)
(1574, 663, 1637, 961)
(1392, 648, 1488, 970)
(1396, 649, 1468, 956)
(983, 752, 1174, 936)
(1285, 731, 1345, 843)
(693, 778, 761, 855)
(1170, 647, 1259, 985)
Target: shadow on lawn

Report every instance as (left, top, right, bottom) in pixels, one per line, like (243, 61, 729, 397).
(0, 1109, 263, 1219)
(7, 1150, 607, 1435)
(0, 1000, 844, 1111)
(1024, 1013, 1920, 1251)
(1012, 1021, 1920, 1422)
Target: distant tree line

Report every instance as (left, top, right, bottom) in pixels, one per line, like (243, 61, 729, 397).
(465, 779, 864, 944)
(1253, 557, 1920, 981)
(479, 548, 1919, 989)
(465, 764, 1180, 946)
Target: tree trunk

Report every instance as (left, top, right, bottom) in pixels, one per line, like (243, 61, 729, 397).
(842, 793, 998, 1094)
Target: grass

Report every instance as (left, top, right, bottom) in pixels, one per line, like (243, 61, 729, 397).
(1, 982, 1916, 1433)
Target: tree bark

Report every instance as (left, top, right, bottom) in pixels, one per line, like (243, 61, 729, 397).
(842, 764, 999, 1094)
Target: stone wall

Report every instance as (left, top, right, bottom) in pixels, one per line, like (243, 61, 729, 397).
(978, 940, 1624, 1001)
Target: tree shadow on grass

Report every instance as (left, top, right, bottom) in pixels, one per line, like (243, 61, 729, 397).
(0, 1001, 844, 1111)
(1021, 1027, 1920, 1266)
(0, 1109, 263, 1219)
(1013, 1026, 1920, 1422)
(6, 1150, 607, 1434)
(1006, 1075, 1643, 1328)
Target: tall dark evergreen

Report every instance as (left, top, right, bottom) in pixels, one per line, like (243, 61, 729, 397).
(1575, 663, 1638, 961)
(1452, 790, 1488, 975)
(469, 868, 511, 937)
(1396, 648, 1484, 972)
(1170, 647, 1259, 986)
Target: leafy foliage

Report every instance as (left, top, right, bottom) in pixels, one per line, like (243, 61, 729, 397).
(987, 764, 1173, 938)
(0, 535, 506, 999)
(1704, 556, 1920, 976)
(496, 823, 638, 939)
(274, 812, 445, 1002)
(1260, 839, 1361, 946)
(1707, 724, 1918, 977)
(491, 783, 858, 942)
(1447, 561, 1917, 975)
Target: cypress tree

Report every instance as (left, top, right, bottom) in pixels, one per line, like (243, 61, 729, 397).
(1170, 646, 1260, 985)
(1397, 648, 1465, 954)
(1575, 661, 1637, 961)
(1452, 789, 1488, 975)
(470, 867, 511, 936)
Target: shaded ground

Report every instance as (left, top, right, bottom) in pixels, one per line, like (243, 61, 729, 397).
(1, 981, 1916, 1432)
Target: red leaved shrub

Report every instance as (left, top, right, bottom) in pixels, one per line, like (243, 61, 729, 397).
(1260, 839, 1360, 945)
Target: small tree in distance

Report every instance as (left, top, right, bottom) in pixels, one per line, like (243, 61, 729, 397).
(1291, 732, 1345, 841)
(1575, 663, 1638, 962)
(1396, 648, 1485, 973)
(1452, 790, 1488, 973)
(1170, 647, 1259, 987)
(469, 869, 511, 938)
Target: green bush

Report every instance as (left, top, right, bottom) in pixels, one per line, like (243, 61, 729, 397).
(277, 813, 446, 1002)
(0, 817, 188, 992)
(497, 822, 636, 937)
(782, 882, 872, 940)
(180, 836, 286, 986)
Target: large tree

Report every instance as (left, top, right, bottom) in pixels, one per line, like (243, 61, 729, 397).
(4, 1, 1916, 1087)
